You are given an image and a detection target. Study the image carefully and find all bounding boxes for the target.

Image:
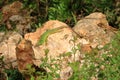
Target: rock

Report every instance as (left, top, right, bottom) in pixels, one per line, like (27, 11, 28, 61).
(0, 71, 6, 80)
(16, 39, 46, 80)
(60, 66, 73, 80)
(73, 12, 117, 49)
(0, 32, 5, 41)
(9, 15, 32, 35)
(16, 39, 35, 72)
(0, 31, 22, 68)
(25, 20, 69, 45)
(1, 1, 23, 23)
(25, 20, 83, 79)
(25, 20, 82, 60)
(1, 1, 33, 35)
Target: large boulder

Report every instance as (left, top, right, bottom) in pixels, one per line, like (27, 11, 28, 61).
(25, 20, 84, 60)
(25, 20, 84, 79)
(73, 12, 117, 49)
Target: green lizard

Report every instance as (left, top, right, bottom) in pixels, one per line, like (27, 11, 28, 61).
(37, 26, 66, 46)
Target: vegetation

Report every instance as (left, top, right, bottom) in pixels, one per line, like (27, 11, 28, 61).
(74, 32, 120, 80)
(0, 0, 120, 80)
(0, 0, 119, 28)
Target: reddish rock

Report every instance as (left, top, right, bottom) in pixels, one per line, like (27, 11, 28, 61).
(81, 44, 92, 53)
(16, 39, 35, 72)
(16, 39, 46, 80)
(25, 20, 82, 79)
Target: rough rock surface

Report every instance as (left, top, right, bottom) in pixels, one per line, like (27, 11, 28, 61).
(0, 31, 22, 68)
(25, 20, 83, 79)
(25, 20, 84, 60)
(16, 39, 35, 72)
(73, 12, 117, 49)
(16, 39, 46, 80)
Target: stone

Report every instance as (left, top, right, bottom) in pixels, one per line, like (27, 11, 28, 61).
(73, 12, 117, 49)
(1, 1, 33, 35)
(16, 39, 47, 80)
(0, 31, 22, 68)
(9, 15, 32, 35)
(0, 32, 5, 41)
(25, 20, 83, 79)
(25, 20, 82, 60)
(16, 39, 35, 72)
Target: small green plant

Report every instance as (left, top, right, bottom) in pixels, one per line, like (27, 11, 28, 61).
(40, 48, 61, 80)
(0, 24, 7, 32)
(68, 61, 80, 80)
(4, 68, 25, 80)
(0, 56, 5, 69)
(68, 31, 120, 80)
(48, 0, 70, 21)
